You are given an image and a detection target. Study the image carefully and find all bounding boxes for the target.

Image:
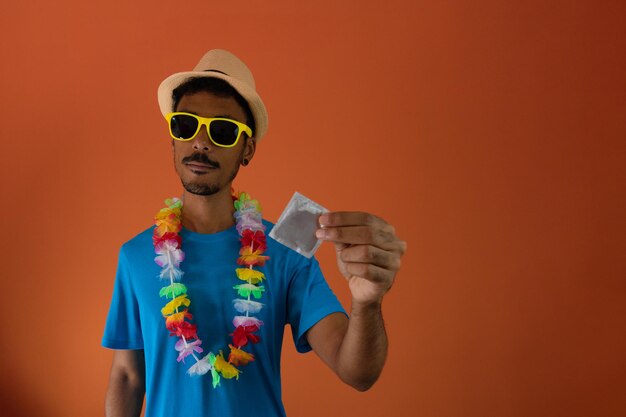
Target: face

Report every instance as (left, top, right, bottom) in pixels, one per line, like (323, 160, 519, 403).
(172, 91, 256, 196)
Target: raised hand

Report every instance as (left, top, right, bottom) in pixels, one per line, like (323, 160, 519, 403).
(316, 212, 406, 305)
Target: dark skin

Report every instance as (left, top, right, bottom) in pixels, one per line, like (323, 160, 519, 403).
(171, 91, 256, 234)
(105, 90, 406, 416)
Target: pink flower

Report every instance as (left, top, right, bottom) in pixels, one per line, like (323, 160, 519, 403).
(235, 212, 265, 234)
(175, 338, 203, 363)
(155, 239, 185, 267)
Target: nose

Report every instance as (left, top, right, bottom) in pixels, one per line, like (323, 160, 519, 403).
(191, 124, 213, 151)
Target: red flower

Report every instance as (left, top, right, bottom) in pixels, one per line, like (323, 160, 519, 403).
(231, 325, 260, 347)
(153, 231, 182, 248)
(167, 321, 198, 339)
(240, 230, 267, 252)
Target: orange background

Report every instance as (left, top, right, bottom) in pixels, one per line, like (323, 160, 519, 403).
(1, 1, 625, 416)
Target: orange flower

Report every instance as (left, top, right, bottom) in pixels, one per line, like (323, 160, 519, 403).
(228, 344, 255, 366)
(155, 212, 182, 236)
(164, 309, 192, 327)
(237, 246, 270, 266)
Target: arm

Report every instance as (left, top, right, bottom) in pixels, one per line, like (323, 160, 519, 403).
(105, 350, 146, 417)
(308, 212, 405, 391)
(307, 302, 387, 392)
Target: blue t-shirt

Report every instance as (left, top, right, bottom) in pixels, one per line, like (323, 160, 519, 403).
(102, 220, 346, 417)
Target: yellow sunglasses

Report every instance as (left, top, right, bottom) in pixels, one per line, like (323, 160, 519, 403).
(165, 112, 252, 148)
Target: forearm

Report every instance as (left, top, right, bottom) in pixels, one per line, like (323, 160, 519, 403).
(335, 299, 388, 391)
(105, 374, 145, 417)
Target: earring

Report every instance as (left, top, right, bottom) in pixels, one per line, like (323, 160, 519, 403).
(242, 158, 249, 166)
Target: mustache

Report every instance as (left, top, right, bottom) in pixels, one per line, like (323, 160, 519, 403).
(182, 153, 220, 169)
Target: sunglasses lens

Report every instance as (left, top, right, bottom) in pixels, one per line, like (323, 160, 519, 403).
(209, 120, 240, 146)
(170, 114, 198, 140)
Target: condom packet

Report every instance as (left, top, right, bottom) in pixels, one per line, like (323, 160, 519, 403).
(269, 192, 329, 258)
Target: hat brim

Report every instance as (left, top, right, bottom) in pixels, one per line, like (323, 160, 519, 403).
(157, 71, 268, 141)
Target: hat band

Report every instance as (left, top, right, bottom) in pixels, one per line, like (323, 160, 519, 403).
(203, 69, 228, 75)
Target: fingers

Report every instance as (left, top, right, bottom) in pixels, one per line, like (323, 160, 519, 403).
(317, 211, 404, 249)
(319, 212, 381, 228)
(341, 261, 394, 284)
(338, 244, 402, 271)
(316, 224, 403, 251)
(319, 211, 406, 302)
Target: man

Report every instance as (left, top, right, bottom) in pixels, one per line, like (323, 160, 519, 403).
(103, 49, 406, 417)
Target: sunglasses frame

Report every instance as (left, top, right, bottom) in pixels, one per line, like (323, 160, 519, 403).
(165, 112, 252, 148)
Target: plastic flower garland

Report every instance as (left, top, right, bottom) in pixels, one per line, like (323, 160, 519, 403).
(153, 191, 268, 388)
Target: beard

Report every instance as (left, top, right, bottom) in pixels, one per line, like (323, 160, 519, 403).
(181, 180, 221, 196)
(176, 150, 243, 196)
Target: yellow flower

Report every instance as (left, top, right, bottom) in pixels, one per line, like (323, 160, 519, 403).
(214, 352, 240, 379)
(155, 206, 181, 220)
(235, 268, 265, 284)
(161, 295, 191, 316)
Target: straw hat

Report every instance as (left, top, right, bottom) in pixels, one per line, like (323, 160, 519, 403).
(157, 49, 268, 140)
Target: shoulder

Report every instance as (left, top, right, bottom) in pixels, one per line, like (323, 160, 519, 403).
(118, 225, 155, 260)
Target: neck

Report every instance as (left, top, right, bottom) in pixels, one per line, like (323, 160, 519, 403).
(181, 186, 236, 234)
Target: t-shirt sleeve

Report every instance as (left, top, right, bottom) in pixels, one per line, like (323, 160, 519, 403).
(287, 256, 347, 353)
(102, 246, 144, 350)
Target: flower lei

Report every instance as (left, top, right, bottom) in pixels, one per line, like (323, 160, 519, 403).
(153, 191, 269, 388)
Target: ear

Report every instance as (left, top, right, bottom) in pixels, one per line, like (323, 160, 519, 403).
(241, 136, 256, 165)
